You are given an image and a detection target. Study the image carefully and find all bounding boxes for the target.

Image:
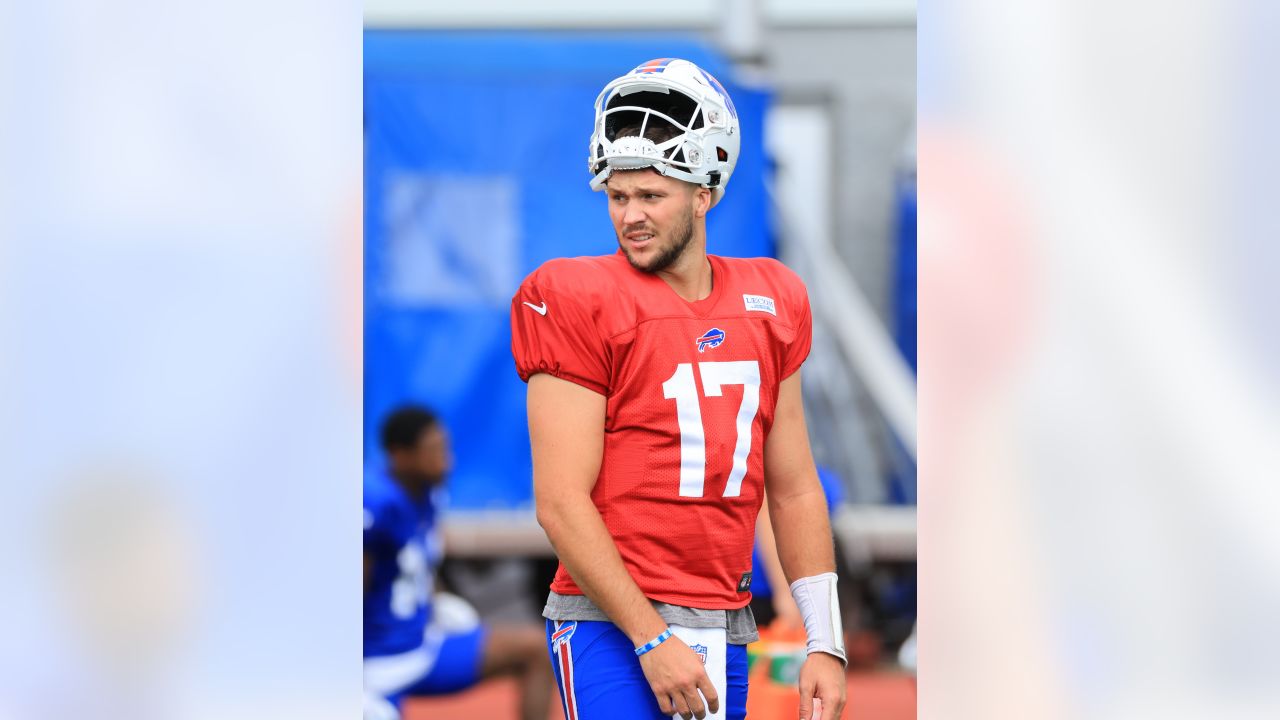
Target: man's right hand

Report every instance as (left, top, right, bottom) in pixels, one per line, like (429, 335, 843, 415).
(637, 634, 721, 720)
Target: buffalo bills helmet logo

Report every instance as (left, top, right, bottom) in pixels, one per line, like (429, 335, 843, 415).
(696, 328, 725, 353)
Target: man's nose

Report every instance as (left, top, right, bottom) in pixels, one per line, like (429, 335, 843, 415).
(622, 201, 647, 227)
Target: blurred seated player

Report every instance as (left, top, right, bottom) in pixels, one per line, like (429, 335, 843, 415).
(363, 405, 552, 720)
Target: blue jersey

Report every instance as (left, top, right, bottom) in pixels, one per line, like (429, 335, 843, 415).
(363, 469, 443, 657)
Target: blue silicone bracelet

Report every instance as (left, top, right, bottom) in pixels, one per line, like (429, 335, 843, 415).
(634, 629, 672, 656)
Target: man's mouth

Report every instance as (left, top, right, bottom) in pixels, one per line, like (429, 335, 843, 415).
(625, 231, 654, 248)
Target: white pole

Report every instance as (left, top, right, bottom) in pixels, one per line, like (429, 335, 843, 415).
(718, 0, 765, 63)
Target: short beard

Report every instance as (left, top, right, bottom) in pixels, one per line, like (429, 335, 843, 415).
(618, 207, 695, 274)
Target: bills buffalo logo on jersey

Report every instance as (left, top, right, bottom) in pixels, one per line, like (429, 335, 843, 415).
(691, 643, 709, 665)
(696, 327, 726, 353)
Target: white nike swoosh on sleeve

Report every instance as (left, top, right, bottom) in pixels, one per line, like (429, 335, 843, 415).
(522, 301, 548, 315)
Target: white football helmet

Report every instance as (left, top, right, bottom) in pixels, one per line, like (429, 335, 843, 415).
(589, 58, 741, 207)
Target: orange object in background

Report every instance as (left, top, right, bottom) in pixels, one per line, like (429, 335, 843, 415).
(746, 657, 801, 717)
(745, 622, 916, 719)
(746, 624, 806, 717)
(758, 623, 808, 645)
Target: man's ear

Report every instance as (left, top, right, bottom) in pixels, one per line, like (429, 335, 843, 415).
(693, 186, 713, 218)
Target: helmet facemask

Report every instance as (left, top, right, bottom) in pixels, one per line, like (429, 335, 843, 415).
(594, 89, 704, 176)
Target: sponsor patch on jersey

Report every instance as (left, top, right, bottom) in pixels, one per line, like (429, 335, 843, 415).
(696, 327, 726, 353)
(737, 571, 753, 593)
(691, 643, 709, 665)
(551, 620, 577, 650)
(743, 294, 777, 316)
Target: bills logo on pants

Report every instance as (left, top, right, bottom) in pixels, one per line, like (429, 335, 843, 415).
(551, 621, 580, 720)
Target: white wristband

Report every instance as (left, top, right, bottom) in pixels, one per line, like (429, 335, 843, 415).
(789, 572, 847, 665)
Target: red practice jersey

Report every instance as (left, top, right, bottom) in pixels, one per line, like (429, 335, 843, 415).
(511, 251, 812, 609)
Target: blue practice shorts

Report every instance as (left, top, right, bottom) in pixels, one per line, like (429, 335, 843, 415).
(365, 623, 488, 709)
(547, 619, 748, 720)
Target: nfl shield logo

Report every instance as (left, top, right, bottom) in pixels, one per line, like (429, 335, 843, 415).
(691, 643, 708, 665)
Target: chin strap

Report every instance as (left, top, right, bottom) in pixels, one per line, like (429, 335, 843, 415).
(789, 572, 848, 666)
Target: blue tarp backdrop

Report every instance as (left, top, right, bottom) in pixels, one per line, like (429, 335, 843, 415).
(365, 31, 774, 509)
(894, 165, 917, 374)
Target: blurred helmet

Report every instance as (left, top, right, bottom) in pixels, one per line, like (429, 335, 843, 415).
(589, 58, 740, 207)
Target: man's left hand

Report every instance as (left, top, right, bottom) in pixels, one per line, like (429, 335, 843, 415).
(797, 652, 846, 720)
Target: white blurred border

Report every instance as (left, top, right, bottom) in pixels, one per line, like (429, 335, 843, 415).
(920, 1, 1280, 717)
(1, 2, 361, 719)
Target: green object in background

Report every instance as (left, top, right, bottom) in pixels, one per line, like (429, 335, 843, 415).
(769, 651, 805, 686)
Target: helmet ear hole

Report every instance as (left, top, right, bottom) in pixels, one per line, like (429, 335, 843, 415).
(716, 146, 729, 162)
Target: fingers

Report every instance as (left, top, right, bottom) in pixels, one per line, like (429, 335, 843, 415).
(679, 666, 717, 719)
(813, 679, 848, 720)
(657, 690, 701, 720)
(684, 686, 711, 719)
(823, 677, 848, 719)
(799, 654, 848, 719)
(798, 676, 816, 720)
(671, 689, 694, 720)
(640, 640, 717, 720)
(825, 688, 847, 719)
(696, 671, 720, 715)
(658, 682, 711, 720)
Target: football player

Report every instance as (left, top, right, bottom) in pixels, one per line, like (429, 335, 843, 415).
(511, 59, 848, 720)
(363, 405, 552, 720)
